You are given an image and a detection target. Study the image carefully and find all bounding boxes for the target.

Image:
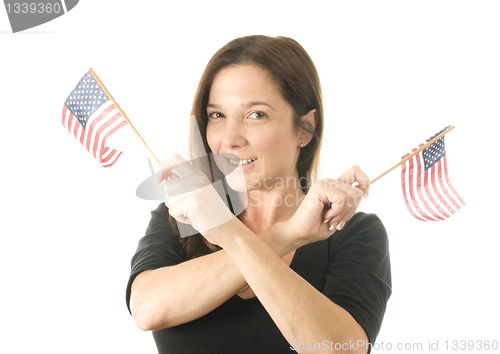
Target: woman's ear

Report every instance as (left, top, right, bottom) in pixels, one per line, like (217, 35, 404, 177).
(298, 109, 317, 145)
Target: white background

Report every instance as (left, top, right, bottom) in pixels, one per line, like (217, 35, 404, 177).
(1, 1, 498, 353)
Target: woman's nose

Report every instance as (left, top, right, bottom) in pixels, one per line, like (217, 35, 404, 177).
(221, 118, 247, 149)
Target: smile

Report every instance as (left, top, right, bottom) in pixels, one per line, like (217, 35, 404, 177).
(228, 158, 257, 166)
(224, 157, 258, 170)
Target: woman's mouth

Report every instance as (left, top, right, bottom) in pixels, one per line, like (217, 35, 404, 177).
(225, 157, 258, 171)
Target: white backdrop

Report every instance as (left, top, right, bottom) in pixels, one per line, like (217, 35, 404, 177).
(1, 1, 498, 353)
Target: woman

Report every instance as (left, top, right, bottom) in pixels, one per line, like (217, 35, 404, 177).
(126, 35, 391, 353)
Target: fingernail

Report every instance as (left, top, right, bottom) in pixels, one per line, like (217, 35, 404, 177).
(364, 193, 369, 199)
(329, 222, 338, 231)
(323, 218, 331, 224)
(167, 174, 173, 181)
(336, 221, 346, 230)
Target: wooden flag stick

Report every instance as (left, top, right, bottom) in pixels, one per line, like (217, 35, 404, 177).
(88, 68, 160, 164)
(370, 125, 455, 184)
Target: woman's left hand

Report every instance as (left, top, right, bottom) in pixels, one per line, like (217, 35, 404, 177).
(284, 165, 370, 246)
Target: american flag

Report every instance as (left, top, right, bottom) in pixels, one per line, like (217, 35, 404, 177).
(62, 71, 127, 167)
(401, 126, 465, 221)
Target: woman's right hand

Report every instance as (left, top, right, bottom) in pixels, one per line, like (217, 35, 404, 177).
(157, 154, 235, 240)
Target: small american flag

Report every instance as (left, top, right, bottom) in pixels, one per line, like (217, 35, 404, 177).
(62, 71, 127, 167)
(401, 126, 465, 221)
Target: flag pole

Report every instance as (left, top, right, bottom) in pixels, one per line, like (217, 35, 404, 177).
(88, 68, 160, 164)
(370, 125, 455, 184)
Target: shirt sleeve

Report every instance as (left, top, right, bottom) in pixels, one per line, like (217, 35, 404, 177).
(322, 213, 392, 349)
(125, 203, 186, 314)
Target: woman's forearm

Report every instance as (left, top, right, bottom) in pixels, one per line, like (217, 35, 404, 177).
(130, 247, 246, 331)
(222, 220, 369, 354)
(129, 222, 293, 332)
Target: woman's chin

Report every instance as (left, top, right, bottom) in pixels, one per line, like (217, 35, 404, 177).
(225, 173, 249, 193)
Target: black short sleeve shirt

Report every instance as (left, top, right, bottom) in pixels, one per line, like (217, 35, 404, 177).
(126, 203, 391, 354)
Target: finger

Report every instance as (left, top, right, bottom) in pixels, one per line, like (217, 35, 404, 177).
(321, 178, 363, 209)
(156, 154, 179, 182)
(325, 205, 350, 231)
(329, 198, 360, 231)
(320, 180, 363, 229)
(156, 153, 201, 182)
(166, 201, 192, 226)
(320, 178, 358, 199)
(321, 188, 347, 222)
(331, 183, 364, 221)
(163, 173, 209, 209)
(338, 165, 371, 198)
(163, 173, 208, 198)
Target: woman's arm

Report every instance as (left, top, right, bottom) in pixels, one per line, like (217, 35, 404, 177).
(197, 168, 373, 353)
(218, 219, 369, 354)
(140, 154, 372, 351)
(130, 153, 295, 331)
(129, 220, 294, 331)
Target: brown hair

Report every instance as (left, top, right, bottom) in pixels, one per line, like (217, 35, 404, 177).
(169, 35, 324, 259)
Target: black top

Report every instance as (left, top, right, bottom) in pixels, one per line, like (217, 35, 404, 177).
(126, 203, 392, 354)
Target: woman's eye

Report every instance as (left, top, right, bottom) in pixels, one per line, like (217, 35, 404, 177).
(208, 112, 224, 119)
(249, 111, 267, 119)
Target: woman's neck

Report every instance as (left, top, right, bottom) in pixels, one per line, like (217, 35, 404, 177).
(238, 178, 305, 234)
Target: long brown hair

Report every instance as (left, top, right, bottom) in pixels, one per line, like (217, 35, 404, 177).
(170, 35, 324, 259)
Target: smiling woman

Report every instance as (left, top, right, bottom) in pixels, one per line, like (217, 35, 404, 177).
(206, 65, 307, 197)
(126, 35, 391, 354)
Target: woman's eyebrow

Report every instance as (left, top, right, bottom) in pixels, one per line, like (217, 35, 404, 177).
(206, 102, 275, 110)
(207, 103, 220, 109)
(243, 101, 275, 110)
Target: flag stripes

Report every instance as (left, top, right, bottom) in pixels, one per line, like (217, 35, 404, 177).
(62, 71, 127, 167)
(62, 99, 126, 167)
(401, 137, 465, 221)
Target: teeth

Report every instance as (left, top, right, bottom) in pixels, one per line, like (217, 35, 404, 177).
(229, 158, 256, 166)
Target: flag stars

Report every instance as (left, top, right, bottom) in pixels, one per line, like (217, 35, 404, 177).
(423, 137, 446, 171)
(64, 71, 110, 130)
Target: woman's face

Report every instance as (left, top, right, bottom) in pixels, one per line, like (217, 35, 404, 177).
(206, 64, 302, 193)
